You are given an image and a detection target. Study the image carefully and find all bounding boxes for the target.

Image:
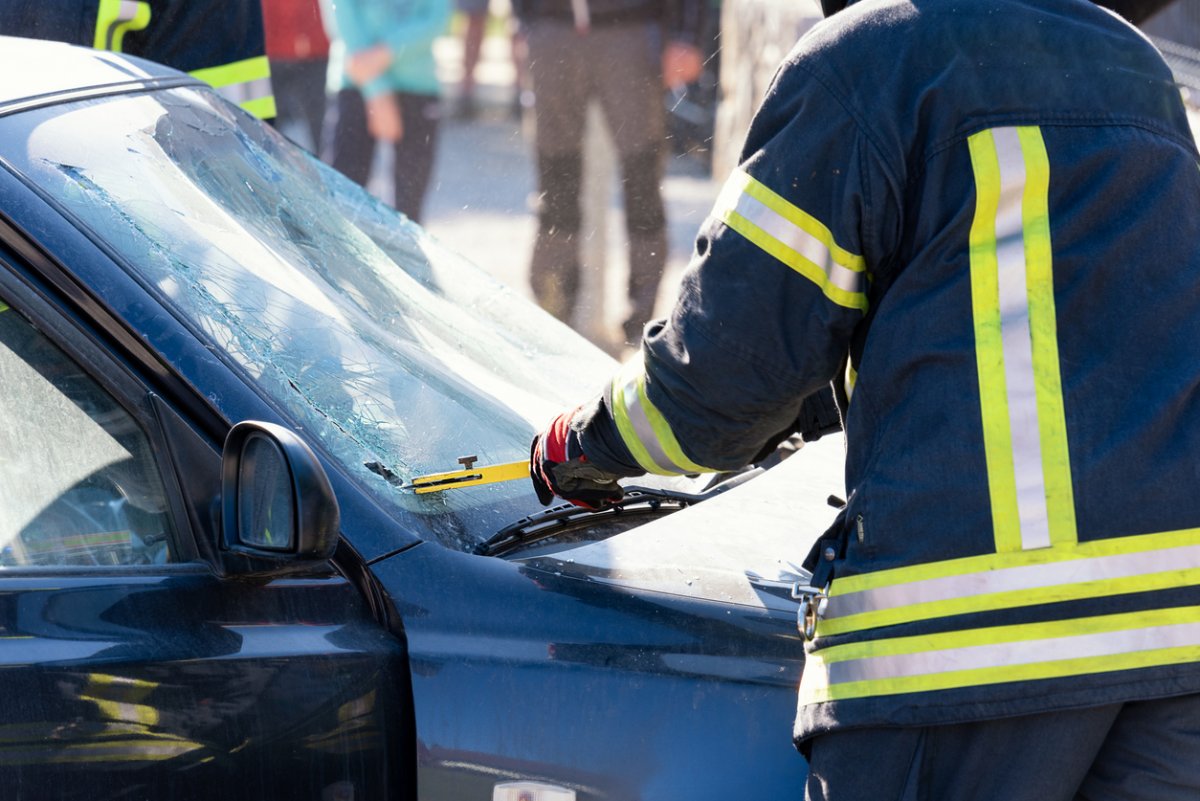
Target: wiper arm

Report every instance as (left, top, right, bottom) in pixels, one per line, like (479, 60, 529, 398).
(473, 467, 764, 557)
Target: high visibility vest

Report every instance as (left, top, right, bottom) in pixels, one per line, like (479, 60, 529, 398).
(575, 0, 1200, 739)
(4, 0, 275, 120)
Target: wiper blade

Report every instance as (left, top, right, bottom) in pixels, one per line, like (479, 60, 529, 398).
(473, 467, 764, 557)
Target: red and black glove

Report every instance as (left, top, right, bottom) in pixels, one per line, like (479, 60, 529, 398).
(530, 409, 624, 510)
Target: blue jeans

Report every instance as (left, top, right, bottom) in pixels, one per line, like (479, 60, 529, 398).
(805, 693, 1200, 801)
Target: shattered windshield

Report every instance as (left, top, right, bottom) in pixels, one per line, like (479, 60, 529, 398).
(0, 86, 617, 550)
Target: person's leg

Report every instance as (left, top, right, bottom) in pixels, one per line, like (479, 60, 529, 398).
(322, 88, 374, 187)
(525, 21, 588, 322)
(456, 3, 488, 118)
(1076, 693, 1200, 801)
(620, 150, 666, 343)
(805, 704, 1123, 801)
(509, 22, 531, 119)
(392, 92, 442, 224)
(296, 58, 330, 154)
(592, 23, 668, 342)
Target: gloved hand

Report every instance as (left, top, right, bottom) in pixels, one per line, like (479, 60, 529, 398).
(530, 409, 625, 510)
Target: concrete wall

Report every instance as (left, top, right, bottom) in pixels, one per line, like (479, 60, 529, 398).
(712, 0, 823, 177)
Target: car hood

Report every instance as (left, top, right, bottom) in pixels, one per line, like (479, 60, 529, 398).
(519, 435, 846, 612)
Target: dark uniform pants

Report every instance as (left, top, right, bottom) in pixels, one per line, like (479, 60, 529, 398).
(805, 693, 1200, 801)
(323, 88, 441, 224)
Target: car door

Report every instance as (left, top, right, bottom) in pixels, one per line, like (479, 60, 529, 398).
(0, 241, 413, 800)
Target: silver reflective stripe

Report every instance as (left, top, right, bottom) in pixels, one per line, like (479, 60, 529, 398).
(214, 76, 274, 106)
(714, 176, 863, 297)
(826, 542, 1200, 620)
(613, 369, 672, 474)
(993, 127, 1051, 551)
(825, 619, 1200, 685)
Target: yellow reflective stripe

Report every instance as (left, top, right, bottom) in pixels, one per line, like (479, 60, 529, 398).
(833, 526, 1200, 595)
(27, 739, 202, 763)
(636, 378, 710, 475)
(82, 673, 160, 727)
(239, 95, 278, 120)
(0, 302, 8, 313)
(820, 536, 1200, 636)
(189, 56, 270, 90)
(800, 605, 1200, 703)
(609, 361, 713, 475)
(968, 129, 1022, 553)
(190, 56, 276, 119)
(712, 169, 867, 311)
(611, 363, 670, 474)
(968, 126, 1076, 554)
(93, 0, 151, 52)
(1019, 126, 1076, 547)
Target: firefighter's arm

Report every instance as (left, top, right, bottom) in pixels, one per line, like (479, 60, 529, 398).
(530, 55, 898, 506)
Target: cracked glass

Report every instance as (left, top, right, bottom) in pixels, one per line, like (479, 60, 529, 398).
(0, 86, 618, 551)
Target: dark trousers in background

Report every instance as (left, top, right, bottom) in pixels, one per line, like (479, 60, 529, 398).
(269, 58, 328, 154)
(805, 693, 1200, 801)
(525, 20, 668, 341)
(323, 88, 441, 224)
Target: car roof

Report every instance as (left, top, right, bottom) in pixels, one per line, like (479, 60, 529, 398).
(0, 36, 200, 116)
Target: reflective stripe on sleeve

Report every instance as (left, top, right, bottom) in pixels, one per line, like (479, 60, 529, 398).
(968, 126, 1075, 555)
(189, 57, 277, 120)
(819, 527, 1200, 635)
(711, 168, 867, 311)
(800, 605, 1200, 704)
(94, 0, 151, 52)
(609, 360, 715, 476)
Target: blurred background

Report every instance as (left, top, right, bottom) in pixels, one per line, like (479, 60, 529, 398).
(268, 0, 1200, 356)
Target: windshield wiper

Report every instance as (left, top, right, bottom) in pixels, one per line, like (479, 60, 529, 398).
(473, 467, 764, 557)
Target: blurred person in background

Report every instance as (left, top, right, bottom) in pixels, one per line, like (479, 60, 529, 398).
(511, 0, 704, 342)
(321, 0, 452, 223)
(452, 0, 490, 119)
(262, 0, 331, 153)
(0, 0, 275, 120)
(453, 0, 532, 120)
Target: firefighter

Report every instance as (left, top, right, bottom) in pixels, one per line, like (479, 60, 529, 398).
(2, 0, 275, 120)
(530, 0, 1200, 797)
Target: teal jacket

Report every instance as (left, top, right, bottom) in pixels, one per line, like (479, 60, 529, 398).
(324, 0, 450, 98)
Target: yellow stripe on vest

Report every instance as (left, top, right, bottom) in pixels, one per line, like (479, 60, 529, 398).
(967, 126, 1075, 555)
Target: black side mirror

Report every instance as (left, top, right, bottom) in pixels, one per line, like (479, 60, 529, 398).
(220, 421, 339, 570)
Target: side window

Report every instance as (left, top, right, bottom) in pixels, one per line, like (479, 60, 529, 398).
(0, 299, 176, 567)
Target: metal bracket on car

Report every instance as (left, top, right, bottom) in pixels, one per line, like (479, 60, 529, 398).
(791, 583, 828, 641)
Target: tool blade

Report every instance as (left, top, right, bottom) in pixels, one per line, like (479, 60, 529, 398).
(407, 460, 529, 493)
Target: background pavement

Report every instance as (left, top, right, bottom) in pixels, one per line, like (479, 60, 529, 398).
(388, 32, 723, 355)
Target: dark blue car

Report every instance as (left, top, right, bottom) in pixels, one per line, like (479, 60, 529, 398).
(0, 36, 845, 800)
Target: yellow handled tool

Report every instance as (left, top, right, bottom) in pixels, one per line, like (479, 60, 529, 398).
(405, 456, 529, 494)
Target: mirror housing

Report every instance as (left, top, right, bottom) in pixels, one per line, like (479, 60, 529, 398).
(220, 421, 340, 571)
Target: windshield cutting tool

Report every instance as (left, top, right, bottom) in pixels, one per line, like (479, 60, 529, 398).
(403, 456, 529, 494)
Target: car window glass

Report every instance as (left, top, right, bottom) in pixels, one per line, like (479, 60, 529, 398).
(0, 88, 625, 551)
(0, 300, 175, 567)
